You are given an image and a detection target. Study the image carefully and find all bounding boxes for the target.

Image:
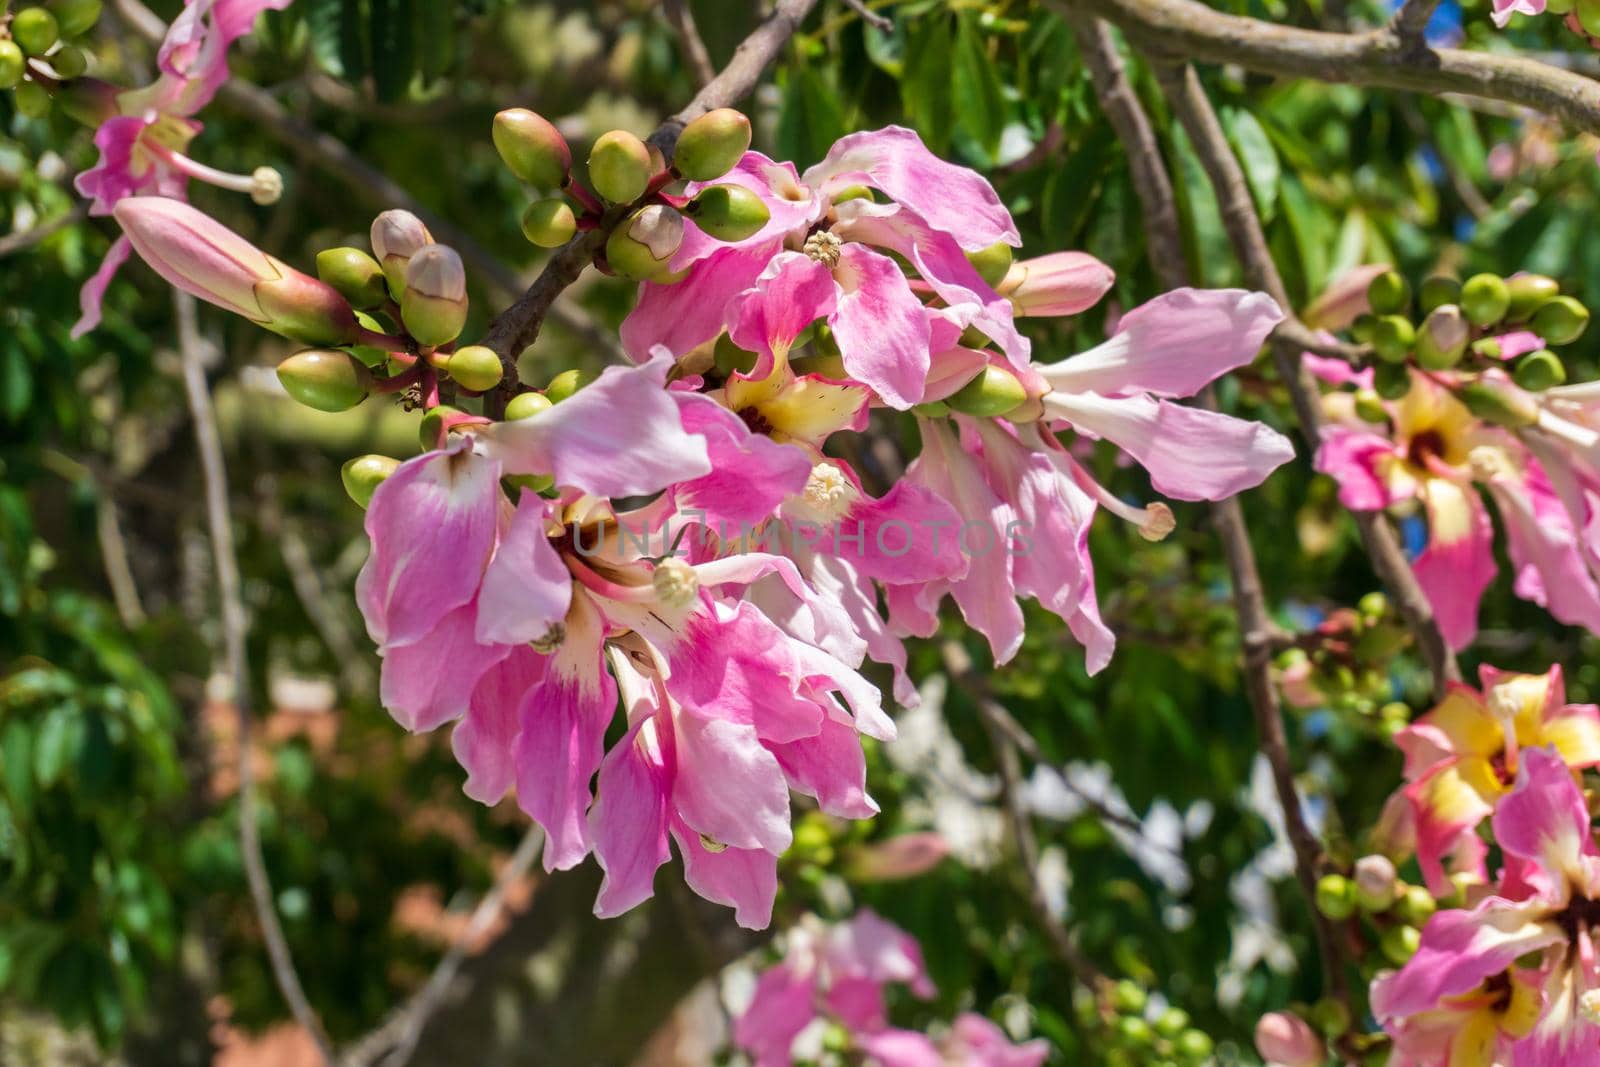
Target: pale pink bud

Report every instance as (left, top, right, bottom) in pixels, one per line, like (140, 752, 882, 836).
(844, 832, 951, 882)
(1254, 1012, 1323, 1067)
(1354, 854, 1399, 911)
(996, 251, 1114, 317)
(371, 208, 434, 294)
(400, 244, 469, 347)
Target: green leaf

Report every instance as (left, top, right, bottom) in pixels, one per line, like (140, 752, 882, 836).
(33, 704, 77, 788)
(2, 722, 32, 820)
(1223, 108, 1280, 223)
(369, 0, 414, 101)
(336, 0, 369, 84)
(776, 66, 846, 170)
(952, 14, 1005, 158)
(416, 0, 454, 84)
(902, 17, 953, 155)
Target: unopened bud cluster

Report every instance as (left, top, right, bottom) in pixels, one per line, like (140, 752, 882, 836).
(1, 0, 102, 114)
(1073, 980, 1215, 1067)
(1273, 591, 1410, 725)
(1316, 855, 1437, 969)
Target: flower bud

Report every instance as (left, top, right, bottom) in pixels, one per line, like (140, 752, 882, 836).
(1514, 349, 1567, 391)
(683, 183, 770, 242)
(1461, 272, 1511, 326)
(521, 198, 576, 248)
(12, 7, 60, 55)
(830, 184, 874, 205)
(316, 246, 388, 310)
(1366, 269, 1411, 315)
(605, 204, 684, 280)
(1371, 315, 1415, 364)
(492, 108, 571, 189)
(1394, 884, 1436, 926)
(1310, 997, 1351, 1039)
(1353, 389, 1388, 424)
(504, 391, 553, 420)
(544, 367, 595, 404)
(1304, 264, 1388, 330)
(1419, 274, 1461, 314)
(1373, 362, 1411, 400)
(444, 344, 503, 392)
(947, 365, 1028, 417)
(277, 350, 372, 412)
(998, 251, 1115, 317)
(48, 0, 103, 38)
(1381, 923, 1422, 965)
(1349, 313, 1377, 343)
(1456, 378, 1540, 427)
(1532, 295, 1590, 345)
(843, 832, 949, 882)
(588, 129, 653, 204)
(114, 197, 357, 345)
(14, 78, 50, 117)
(370, 208, 433, 296)
(400, 244, 468, 347)
(1175, 1031, 1213, 1060)
(673, 108, 752, 181)
(0, 42, 24, 89)
(49, 45, 86, 79)
(965, 240, 1014, 289)
(1111, 980, 1146, 1015)
(1506, 273, 1560, 321)
(1254, 1012, 1323, 1067)
(1353, 854, 1399, 911)
(1414, 304, 1468, 370)
(418, 404, 461, 449)
(340, 454, 399, 508)
(1314, 873, 1356, 920)
(1154, 1008, 1190, 1039)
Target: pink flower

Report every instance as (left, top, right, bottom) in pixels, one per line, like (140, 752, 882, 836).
(1254, 1011, 1324, 1066)
(73, 0, 290, 336)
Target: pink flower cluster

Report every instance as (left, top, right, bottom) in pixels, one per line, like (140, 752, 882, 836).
(734, 910, 1048, 1067)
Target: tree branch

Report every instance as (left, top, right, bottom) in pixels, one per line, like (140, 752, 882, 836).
(0, 204, 88, 259)
(1054, 0, 1600, 137)
(663, 0, 717, 88)
(174, 293, 334, 1062)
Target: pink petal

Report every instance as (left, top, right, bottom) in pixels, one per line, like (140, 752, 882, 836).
(671, 820, 778, 929)
(820, 474, 967, 585)
(854, 1030, 945, 1067)
(1412, 485, 1496, 651)
(828, 243, 932, 409)
(1492, 747, 1594, 890)
(947, 1013, 1051, 1067)
(378, 600, 511, 733)
(475, 492, 572, 646)
(453, 645, 545, 804)
(733, 964, 817, 1067)
(676, 152, 821, 267)
(1314, 427, 1402, 512)
(71, 236, 133, 338)
(1486, 461, 1600, 634)
(672, 394, 812, 531)
(671, 710, 793, 854)
(590, 714, 674, 919)
(620, 244, 772, 360)
(767, 711, 877, 820)
(1370, 900, 1564, 1021)
(726, 251, 837, 377)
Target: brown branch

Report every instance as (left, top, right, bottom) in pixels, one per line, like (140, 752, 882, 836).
(94, 493, 146, 628)
(840, 0, 893, 31)
(1390, 0, 1443, 44)
(174, 293, 334, 1063)
(663, 0, 717, 88)
(1151, 59, 1459, 698)
(0, 204, 87, 258)
(1054, 0, 1600, 137)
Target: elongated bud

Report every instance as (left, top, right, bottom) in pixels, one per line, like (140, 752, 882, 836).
(544, 368, 595, 403)
(401, 244, 468, 347)
(521, 198, 576, 248)
(674, 108, 752, 181)
(1461, 272, 1511, 326)
(504, 391, 553, 420)
(1532, 295, 1590, 345)
(947, 365, 1028, 417)
(0, 42, 24, 89)
(605, 205, 683, 280)
(1414, 304, 1468, 370)
(1303, 264, 1387, 330)
(492, 108, 571, 189)
(1419, 274, 1460, 313)
(444, 345, 503, 392)
(588, 129, 653, 204)
(12, 8, 60, 55)
(1254, 1013, 1323, 1067)
(683, 184, 769, 242)
(1514, 349, 1567, 391)
(1455, 378, 1540, 427)
(1366, 269, 1410, 315)
(48, 0, 104, 38)
(1506, 273, 1560, 321)
(277, 350, 372, 412)
(114, 197, 358, 345)
(965, 241, 1014, 288)
(341, 454, 399, 508)
(843, 832, 949, 882)
(997, 252, 1115, 317)
(1353, 854, 1398, 911)
(316, 246, 388, 310)
(370, 209, 433, 295)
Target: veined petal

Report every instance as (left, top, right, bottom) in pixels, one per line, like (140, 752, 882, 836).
(475, 492, 572, 646)
(1413, 481, 1496, 651)
(767, 710, 878, 820)
(671, 711, 793, 854)
(671, 393, 814, 530)
(1370, 901, 1566, 1021)
(1492, 746, 1593, 892)
(378, 599, 511, 733)
(1314, 426, 1404, 511)
(590, 710, 675, 919)
(72, 236, 134, 339)
(620, 244, 773, 360)
(828, 243, 932, 410)
(727, 251, 837, 379)
(671, 820, 778, 929)
(453, 645, 545, 804)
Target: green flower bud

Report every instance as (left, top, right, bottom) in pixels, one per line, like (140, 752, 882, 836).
(1419, 275, 1461, 313)
(830, 183, 874, 204)
(400, 244, 468, 347)
(1315, 873, 1357, 920)
(48, 44, 85, 79)
(684, 183, 770, 242)
(419, 406, 454, 448)
(1353, 389, 1388, 424)
(254, 271, 360, 347)
(14, 78, 50, 117)
(1350, 313, 1378, 344)
(1580, 0, 1600, 33)
(1117, 1016, 1153, 1046)
(1532, 295, 1590, 345)
(1358, 591, 1389, 618)
(370, 209, 433, 297)
(1373, 362, 1411, 401)
(1471, 337, 1503, 360)
(445, 345, 503, 392)
(588, 129, 653, 204)
(1175, 1030, 1213, 1061)
(1506, 273, 1560, 322)
(1394, 884, 1437, 926)
(544, 368, 596, 404)
(12, 7, 60, 55)
(1514, 349, 1567, 391)
(1372, 315, 1416, 364)
(340, 454, 399, 508)
(966, 241, 1015, 289)
(1366, 270, 1411, 315)
(1354, 854, 1399, 912)
(911, 400, 951, 417)
(504, 390, 553, 420)
(1414, 304, 1468, 370)
(277, 350, 372, 412)
(1112, 980, 1147, 1015)
(1381, 924, 1422, 966)
(1155, 1008, 1190, 1038)
(714, 333, 759, 377)
(47, 0, 102, 37)
(673, 107, 752, 181)
(605, 204, 684, 280)
(1310, 996, 1352, 1038)
(0, 41, 24, 89)
(521, 198, 577, 248)
(492, 108, 571, 190)
(1456, 379, 1540, 427)
(315, 246, 388, 310)
(1461, 273, 1511, 327)
(1548, 0, 1575, 12)
(946, 365, 1028, 418)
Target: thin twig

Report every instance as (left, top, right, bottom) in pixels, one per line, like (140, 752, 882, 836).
(95, 494, 146, 628)
(841, 0, 893, 32)
(1390, 0, 1443, 44)
(174, 292, 334, 1062)
(0, 204, 88, 258)
(663, 0, 717, 88)
(340, 827, 545, 1067)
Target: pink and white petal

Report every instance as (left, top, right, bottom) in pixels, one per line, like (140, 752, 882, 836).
(767, 712, 878, 820)
(672, 393, 813, 530)
(671, 821, 779, 929)
(1045, 391, 1294, 501)
(378, 600, 512, 733)
(453, 645, 545, 804)
(947, 1013, 1052, 1067)
(854, 1030, 945, 1067)
(590, 713, 675, 919)
(834, 909, 935, 993)
(1315, 427, 1404, 512)
(732, 964, 818, 1067)
(1413, 482, 1496, 651)
(475, 493, 572, 646)
(726, 251, 837, 376)
(671, 710, 793, 854)
(1510, 963, 1599, 1067)
(1491, 0, 1544, 26)
(1485, 461, 1600, 635)
(828, 243, 932, 409)
(1492, 747, 1594, 888)
(355, 440, 500, 647)
(802, 126, 1020, 250)
(1035, 288, 1284, 399)
(1369, 902, 1566, 1021)
(827, 477, 967, 585)
(71, 236, 133, 338)
(619, 244, 774, 361)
